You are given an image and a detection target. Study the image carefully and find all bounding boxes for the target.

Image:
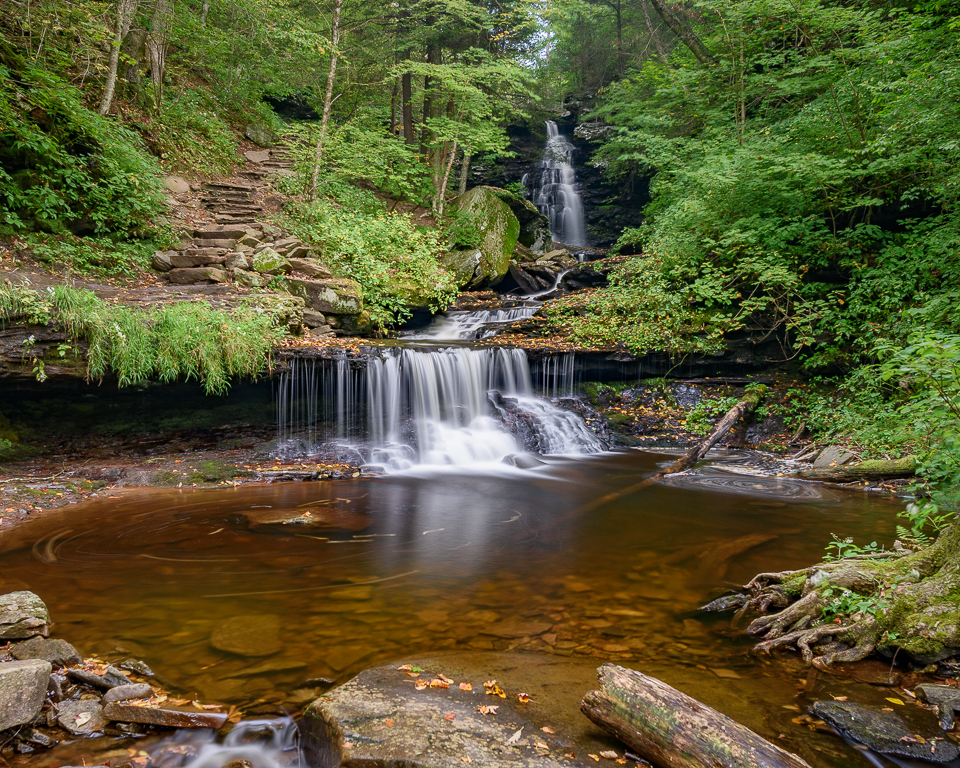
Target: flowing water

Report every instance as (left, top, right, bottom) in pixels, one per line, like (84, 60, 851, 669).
(0, 449, 911, 768)
(524, 121, 588, 247)
(276, 346, 601, 471)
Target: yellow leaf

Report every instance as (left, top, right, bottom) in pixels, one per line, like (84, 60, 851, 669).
(885, 698, 905, 706)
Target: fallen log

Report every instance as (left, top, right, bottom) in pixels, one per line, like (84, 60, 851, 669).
(793, 456, 916, 483)
(579, 387, 765, 513)
(581, 664, 811, 768)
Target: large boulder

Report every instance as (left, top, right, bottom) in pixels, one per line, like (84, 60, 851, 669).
(495, 191, 551, 255)
(244, 123, 279, 147)
(0, 659, 52, 730)
(0, 591, 50, 640)
(251, 247, 290, 275)
(445, 186, 521, 289)
(285, 278, 363, 315)
(301, 653, 624, 768)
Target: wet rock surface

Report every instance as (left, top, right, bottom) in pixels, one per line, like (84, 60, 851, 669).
(0, 591, 50, 639)
(810, 700, 960, 762)
(0, 659, 52, 730)
(210, 614, 283, 657)
(11, 636, 82, 667)
(301, 653, 624, 768)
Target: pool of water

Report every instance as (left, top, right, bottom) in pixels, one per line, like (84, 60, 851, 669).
(0, 450, 909, 767)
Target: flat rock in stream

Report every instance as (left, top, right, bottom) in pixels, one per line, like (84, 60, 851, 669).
(10, 636, 81, 667)
(103, 701, 228, 729)
(68, 665, 130, 689)
(0, 591, 51, 639)
(241, 507, 369, 530)
(56, 700, 107, 735)
(211, 614, 282, 656)
(810, 700, 959, 763)
(301, 653, 624, 768)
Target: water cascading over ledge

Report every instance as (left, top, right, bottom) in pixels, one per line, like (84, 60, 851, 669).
(524, 120, 588, 247)
(276, 347, 601, 470)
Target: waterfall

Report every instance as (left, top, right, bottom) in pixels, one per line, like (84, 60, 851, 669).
(407, 304, 539, 340)
(275, 348, 603, 470)
(526, 121, 588, 247)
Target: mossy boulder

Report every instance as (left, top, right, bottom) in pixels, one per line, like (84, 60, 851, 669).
(445, 186, 521, 289)
(251, 248, 290, 275)
(244, 123, 279, 147)
(284, 278, 363, 315)
(387, 278, 436, 311)
(492, 189, 552, 255)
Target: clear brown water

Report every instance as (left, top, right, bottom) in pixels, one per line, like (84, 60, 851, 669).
(0, 450, 911, 767)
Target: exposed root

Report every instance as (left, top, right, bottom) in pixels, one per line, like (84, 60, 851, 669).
(755, 623, 846, 659)
(747, 591, 820, 639)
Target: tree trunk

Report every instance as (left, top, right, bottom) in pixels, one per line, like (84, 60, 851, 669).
(146, 0, 171, 107)
(309, 0, 345, 201)
(581, 664, 811, 768)
(641, 0, 670, 63)
(199, 1, 210, 24)
(647, 0, 715, 65)
(793, 456, 916, 483)
(402, 70, 414, 145)
(390, 80, 398, 137)
(579, 387, 764, 513)
(459, 151, 471, 195)
(435, 141, 458, 218)
(99, 0, 140, 116)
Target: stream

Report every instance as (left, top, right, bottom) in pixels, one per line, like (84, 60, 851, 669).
(0, 306, 928, 768)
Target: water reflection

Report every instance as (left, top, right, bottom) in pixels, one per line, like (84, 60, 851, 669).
(0, 450, 906, 767)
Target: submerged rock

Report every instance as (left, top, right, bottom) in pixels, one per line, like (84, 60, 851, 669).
(68, 665, 130, 690)
(700, 593, 748, 613)
(0, 659, 52, 730)
(301, 653, 623, 768)
(0, 591, 50, 639)
(210, 614, 282, 657)
(915, 684, 960, 730)
(810, 700, 959, 763)
(502, 453, 547, 469)
(103, 701, 228, 729)
(103, 683, 154, 703)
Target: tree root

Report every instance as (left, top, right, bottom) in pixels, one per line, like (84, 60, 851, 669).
(741, 524, 960, 667)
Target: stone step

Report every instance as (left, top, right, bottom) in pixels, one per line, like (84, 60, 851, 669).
(191, 238, 238, 249)
(212, 206, 264, 215)
(203, 182, 253, 191)
(201, 195, 253, 203)
(194, 226, 255, 238)
(166, 267, 228, 285)
(182, 247, 228, 257)
(215, 217, 261, 225)
(169, 253, 226, 268)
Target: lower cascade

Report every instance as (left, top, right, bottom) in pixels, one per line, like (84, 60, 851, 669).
(277, 347, 602, 470)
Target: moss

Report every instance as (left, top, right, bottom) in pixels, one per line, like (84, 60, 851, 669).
(189, 460, 251, 483)
(151, 471, 184, 487)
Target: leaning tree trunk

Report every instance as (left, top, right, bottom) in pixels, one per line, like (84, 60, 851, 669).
(100, 0, 140, 115)
(647, 0, 715, 65)
(581, 664, 811, 768)
(146, 0, 171, 109)
(309, 0, 345, 201)
(580, 387, 764, 513)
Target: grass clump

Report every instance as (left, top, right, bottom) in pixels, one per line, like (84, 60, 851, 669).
(0, 283, 286, 394)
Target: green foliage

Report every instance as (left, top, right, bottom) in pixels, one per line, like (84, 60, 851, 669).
(540, 255, 727, 353)
(685, 396, 739, 436)
(897, 501, 954, 549)
(23, 232, 174, 276)
(284, 198, 457, 328)
(0, 50, 165, 235)
(0, 282, 284, 395)
(824, 535, 886, 562)
(821, 585, 889, 621)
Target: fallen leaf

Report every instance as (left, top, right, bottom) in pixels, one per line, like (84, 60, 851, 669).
(430, 678, 450, 689)
(438, 673, 453, 684)
(566, 753, 577, 759)
(831, 696, 848, 702)
(415, 679, 428, 690)
(886, 698, 905, 706)
(74, 713, 92, 727)
(461, 758, 471, 763)
(535, 742, 549, 750)
(484, 682, 506, 698)
(477, 705, 499, 715)
(882, 707, 895, 712)
(506, 728, 524, 745)
(541, 726, 556, 734)
(445, 713, 456, 721)
(599, 751, 618, 759)
(517, 692, 532, 703)
(386, 719, 395, 727)
(459, 682, 473, 691)
(588, 754, 600, 762)
(406, 672, 421, 678)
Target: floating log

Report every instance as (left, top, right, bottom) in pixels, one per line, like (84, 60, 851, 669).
(793, 456, 916, 483)
(581, 664, 811, 768)
(580, 387, 765, 513)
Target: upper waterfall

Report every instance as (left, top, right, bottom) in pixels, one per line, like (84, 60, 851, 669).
(524, 121, 588, 247)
